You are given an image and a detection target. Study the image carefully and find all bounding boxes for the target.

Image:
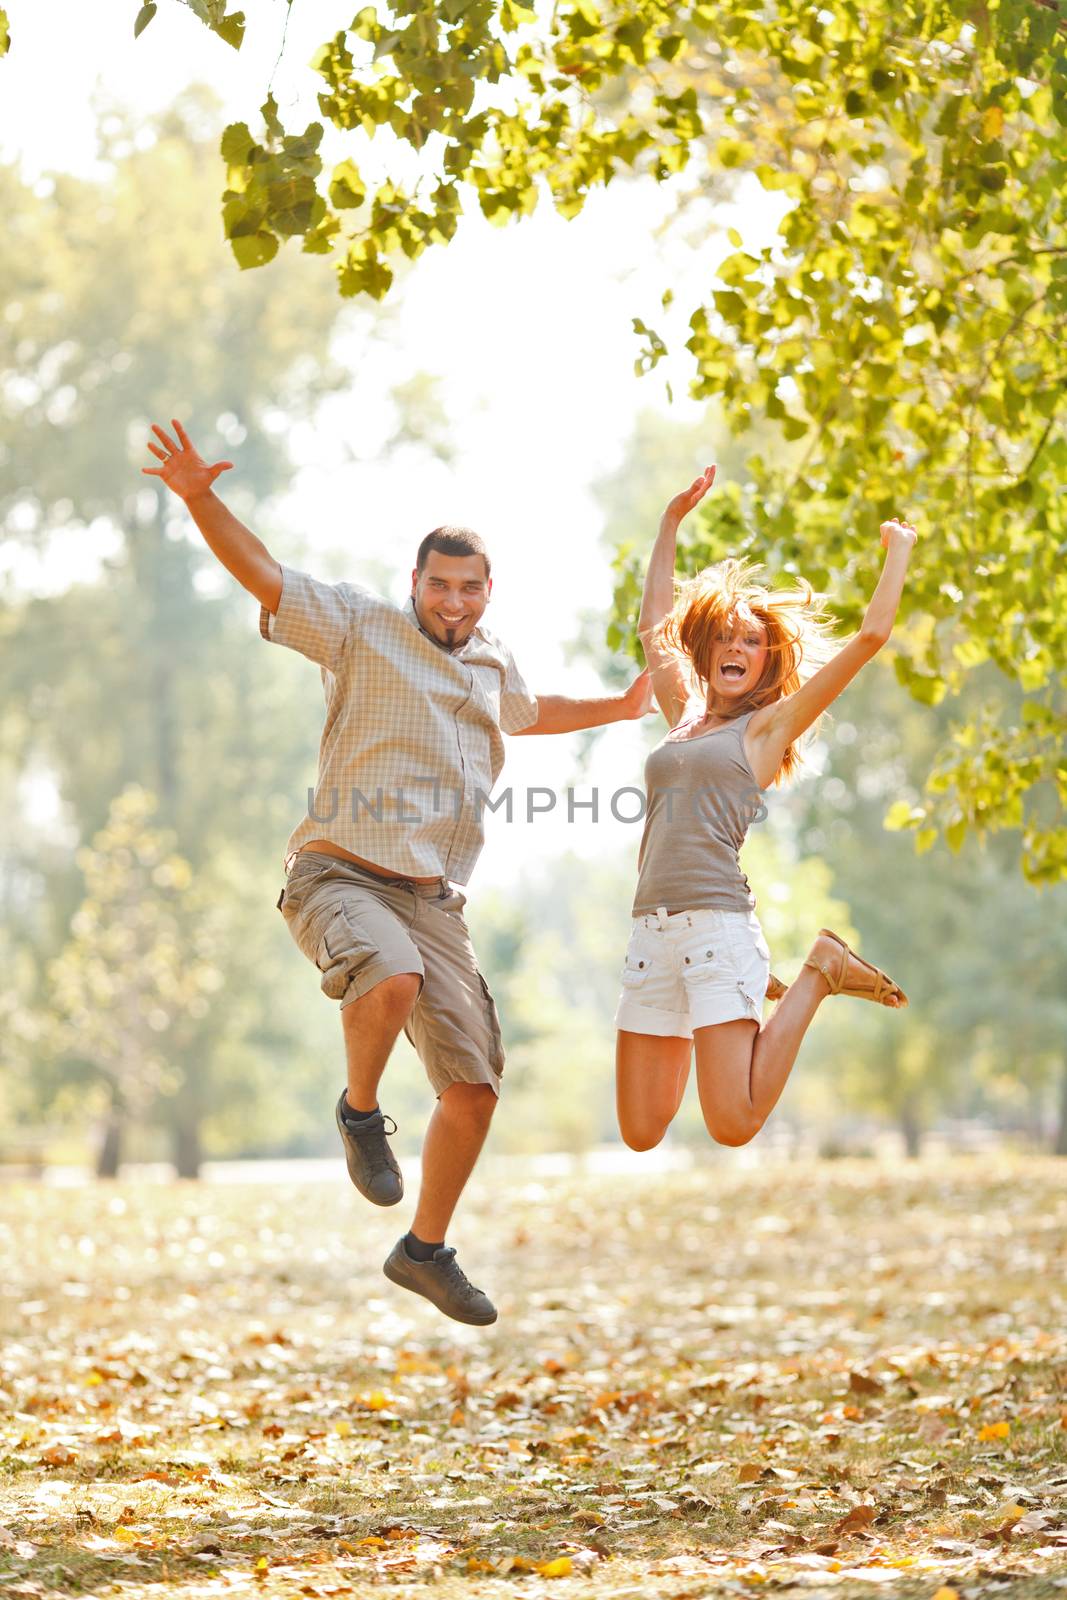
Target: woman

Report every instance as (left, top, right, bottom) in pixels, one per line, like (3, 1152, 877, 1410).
(615, 463, 915, 1151)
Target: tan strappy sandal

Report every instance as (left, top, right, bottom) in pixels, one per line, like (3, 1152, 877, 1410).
(803, 928, 908, 1007)
(766, 974, 787, 1002)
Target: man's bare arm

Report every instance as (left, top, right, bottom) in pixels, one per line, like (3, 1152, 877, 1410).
(511, 670, 654, 734)
(143, 419, 282, 612)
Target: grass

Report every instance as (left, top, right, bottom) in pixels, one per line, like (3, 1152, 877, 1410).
(1, 1155, 1066, 1598)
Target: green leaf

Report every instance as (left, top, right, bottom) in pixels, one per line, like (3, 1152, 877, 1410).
(266, 175, 321, 236)
(261, 93, 284, 141)
(329, 158, 366, 210)
(337, 242, 393, 299)
(0, 11, 9, 57)
(213, 9, 245, 50)
(884, 800, 923, 832)
(220, 121, 255, 166)
(717, 251, 762, 285)
(945, 816, 968, 852)
(133, 3, 157, 39)
(230, 230, 279, 270)
(302, 211, 342, 255)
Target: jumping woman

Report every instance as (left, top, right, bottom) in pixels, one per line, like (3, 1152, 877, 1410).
(615, 464, 916, 1151)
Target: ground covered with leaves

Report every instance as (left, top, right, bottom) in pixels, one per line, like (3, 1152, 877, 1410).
(2, 1157, 1066, 1600)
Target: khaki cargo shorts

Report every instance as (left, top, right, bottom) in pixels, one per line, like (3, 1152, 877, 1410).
(277, 850, 505, 1097)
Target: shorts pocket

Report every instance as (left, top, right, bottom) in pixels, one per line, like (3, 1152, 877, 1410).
(621, 950, 654, 988)
(680, 935, 724, 983)
(476, 972, 506, 1076)
(282, 861, 335, 917)
(315, 907, 378, 1001)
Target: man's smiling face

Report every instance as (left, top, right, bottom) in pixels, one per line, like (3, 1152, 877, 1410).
(411, 550, 492, 650)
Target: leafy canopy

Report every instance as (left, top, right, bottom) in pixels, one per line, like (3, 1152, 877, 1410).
(15, 0, 1067, 876)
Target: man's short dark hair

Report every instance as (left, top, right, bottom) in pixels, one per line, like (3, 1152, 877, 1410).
(416, 525, 491, 581)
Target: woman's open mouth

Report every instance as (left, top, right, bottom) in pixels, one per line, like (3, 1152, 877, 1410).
(719, 662, 746, 680)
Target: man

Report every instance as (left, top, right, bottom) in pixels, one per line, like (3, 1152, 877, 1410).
(143, 419, 651, 1326)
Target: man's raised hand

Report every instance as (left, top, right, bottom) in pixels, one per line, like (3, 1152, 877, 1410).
(620, 668, 655, 721)
(142, 419, 233, 502)
(663, 463, 716, 529)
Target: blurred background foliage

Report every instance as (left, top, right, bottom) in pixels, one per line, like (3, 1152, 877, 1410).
(1, 86, 1064, 1179)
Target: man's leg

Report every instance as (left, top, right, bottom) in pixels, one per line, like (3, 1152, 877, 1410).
(411, 1083, 497, 1241)
(334, 973, 421, 1206)
(382, 1081, 500, 1324)
(382, 888, 504, 1324)
(341, 972, 422, 1112)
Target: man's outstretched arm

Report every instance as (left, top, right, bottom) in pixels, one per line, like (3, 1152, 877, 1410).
(143, 419, 282, 612)
(511, 670, 654, 735)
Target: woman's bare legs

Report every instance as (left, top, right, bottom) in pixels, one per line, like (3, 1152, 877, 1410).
(616, 934, 904, 1150)
(616, 1032, 692, 1150)
(695, 931, 903, 1145)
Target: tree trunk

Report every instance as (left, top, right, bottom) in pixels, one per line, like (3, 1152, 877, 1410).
(96, 1113, 123, 1178)
(1055, 1054, 1067, 1156)
(899, 1104, 922, 1159)
(172, 1115, 202, 1180)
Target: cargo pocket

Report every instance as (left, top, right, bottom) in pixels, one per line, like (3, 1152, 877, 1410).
(681, 941, 720, 989)
(476, 972, 506, 1077)
(621, 950, 654, 987)
(726, 922, 768, 1020)
(315, 907, 378, 1002)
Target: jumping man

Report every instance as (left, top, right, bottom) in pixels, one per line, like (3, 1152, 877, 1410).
(144, 419, 652, 1325)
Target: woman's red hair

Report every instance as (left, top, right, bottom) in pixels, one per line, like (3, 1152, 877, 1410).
(652, 557, 837, 784)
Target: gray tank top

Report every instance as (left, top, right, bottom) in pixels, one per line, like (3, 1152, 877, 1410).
(632, 709, 767, 916)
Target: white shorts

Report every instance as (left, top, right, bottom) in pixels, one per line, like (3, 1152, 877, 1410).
(614, 906, 771, 1038)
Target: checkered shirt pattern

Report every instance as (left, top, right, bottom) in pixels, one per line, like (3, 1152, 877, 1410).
(260, 565, 538, 882)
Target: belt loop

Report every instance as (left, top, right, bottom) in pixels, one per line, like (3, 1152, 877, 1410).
(656, 905, 669, 930)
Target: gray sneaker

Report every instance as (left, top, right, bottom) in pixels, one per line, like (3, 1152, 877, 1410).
(335, 1093, 403, 1206)
(383, 1238, 498, 1326)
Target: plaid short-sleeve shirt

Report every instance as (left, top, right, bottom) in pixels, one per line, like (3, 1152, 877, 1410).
(260, 565, 538, 882)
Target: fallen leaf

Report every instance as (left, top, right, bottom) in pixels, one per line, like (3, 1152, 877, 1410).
(537, 1556, 573, 1577)
(834, 1504, 877, 1535)
(1015, 1510, 1054, 1535)
(355, 1391, 392, 1411)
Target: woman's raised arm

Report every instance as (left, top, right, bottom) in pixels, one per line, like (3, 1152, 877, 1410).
(638, 464, 716, 727)
(750, 517, 918, 764)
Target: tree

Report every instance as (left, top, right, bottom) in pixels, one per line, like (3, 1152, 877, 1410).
(782, 656, 1067, 1153)
(0, 94, 446, 1173)
(49, 788, 222, 1176)
(72, 0, 1066, 879)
